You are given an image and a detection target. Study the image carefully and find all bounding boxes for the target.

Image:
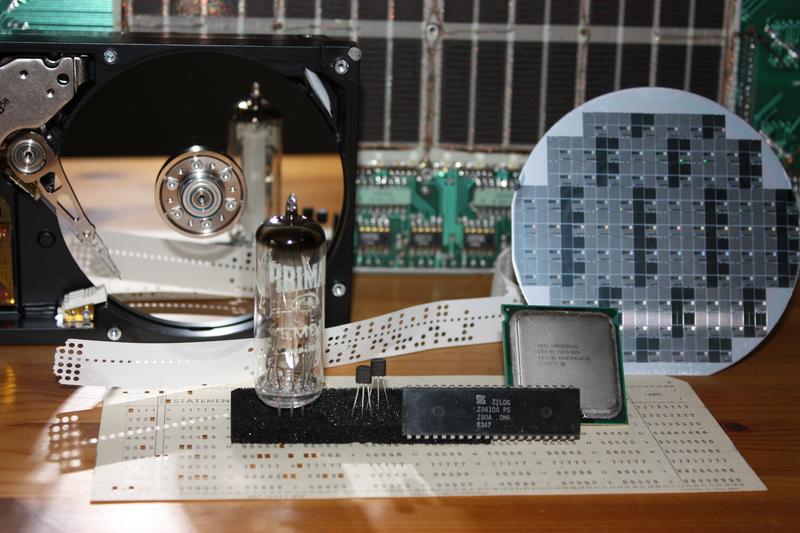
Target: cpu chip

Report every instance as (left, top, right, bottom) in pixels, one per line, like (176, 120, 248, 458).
(503, 305, 626, 423)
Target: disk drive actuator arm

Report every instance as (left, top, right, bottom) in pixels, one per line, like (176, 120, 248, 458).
(0, 56, 120, 278)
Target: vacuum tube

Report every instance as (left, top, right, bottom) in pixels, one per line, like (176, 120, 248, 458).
(228, 81, 283, 240)
(254, 193, 326, 409)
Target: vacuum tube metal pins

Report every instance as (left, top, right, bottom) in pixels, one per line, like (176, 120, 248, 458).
(228, 81, 283, 240)
(254, 193, 326, 409)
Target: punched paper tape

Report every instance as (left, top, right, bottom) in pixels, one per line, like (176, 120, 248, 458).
(53, 231, 758, 385)
(64, 229, 254, 297)
(53, 253, 768, 385)
(54, 295, 514, 388)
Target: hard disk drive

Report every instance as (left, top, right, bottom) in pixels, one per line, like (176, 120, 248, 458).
(0, 33, 359, 343)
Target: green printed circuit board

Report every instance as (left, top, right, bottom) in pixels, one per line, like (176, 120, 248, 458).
(355, 166, 518, 270)
(737, 0, 800, 186)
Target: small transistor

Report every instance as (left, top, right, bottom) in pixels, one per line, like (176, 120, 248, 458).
(402, 386, 581, 440)
(370, 358, 388, 408)
(352, 365, 373, 418)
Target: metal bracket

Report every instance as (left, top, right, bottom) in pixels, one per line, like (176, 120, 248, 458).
(0, 35, 358, 342)
(0, 56, 88, 148)
(5, 131, 120, 277)
(0, 56, 119, 277)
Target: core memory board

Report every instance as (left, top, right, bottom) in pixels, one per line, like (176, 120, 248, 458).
(11, 0, 796, 276)
(355, 165, 517, 270)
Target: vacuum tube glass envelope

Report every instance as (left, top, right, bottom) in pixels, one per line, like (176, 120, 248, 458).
(254, 194, 326, 409)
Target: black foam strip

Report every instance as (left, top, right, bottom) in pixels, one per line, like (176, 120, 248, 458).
(232, 387, 474, 445)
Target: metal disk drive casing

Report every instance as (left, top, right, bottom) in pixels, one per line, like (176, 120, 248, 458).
(0, 33, 360, 343)
(506, 308, 623, 420)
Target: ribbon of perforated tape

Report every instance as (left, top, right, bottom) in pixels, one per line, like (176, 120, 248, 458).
(53, 295, 512, 388)
(64, 230, 254, 296)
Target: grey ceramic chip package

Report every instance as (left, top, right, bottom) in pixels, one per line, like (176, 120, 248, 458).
(503, 305, 626, 423)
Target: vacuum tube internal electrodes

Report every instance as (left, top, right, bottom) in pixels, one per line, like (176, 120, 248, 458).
(254, 193, 326, 409)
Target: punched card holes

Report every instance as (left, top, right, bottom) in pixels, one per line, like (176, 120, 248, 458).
(90, 376, 764, 501)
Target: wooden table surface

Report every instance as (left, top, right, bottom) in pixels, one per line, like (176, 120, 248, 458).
(1, 156, 799, 531)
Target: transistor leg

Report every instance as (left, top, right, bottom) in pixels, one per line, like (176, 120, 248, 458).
(351, 385, 361, 417)
(353, 365, 372, 418)
(370, 358, 387, 410)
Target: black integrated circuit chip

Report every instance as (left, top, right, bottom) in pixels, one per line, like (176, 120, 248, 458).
(359, 231, 391, 247)
(464, 231, 495, 249)
(410, 231, 442, 247)
(402, 386, 581, 440)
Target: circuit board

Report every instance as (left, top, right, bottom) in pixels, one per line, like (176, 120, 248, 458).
(355, 166, 518, 270)
(0, 0, 115, 33)
(737, 0, 800, 191)
(0, 196, 13, 306)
